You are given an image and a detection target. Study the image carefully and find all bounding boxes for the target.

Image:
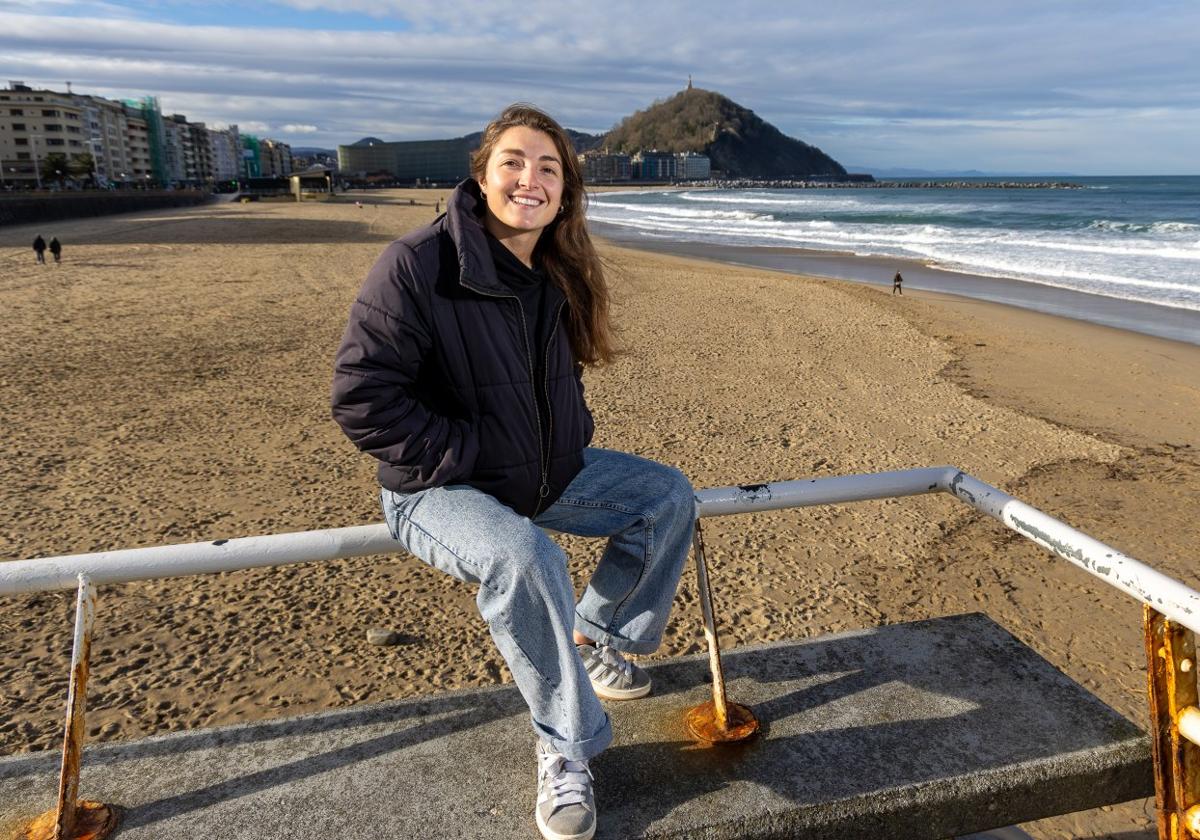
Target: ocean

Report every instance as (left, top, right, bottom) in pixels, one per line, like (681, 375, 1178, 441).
(587, 176, 1200, 345)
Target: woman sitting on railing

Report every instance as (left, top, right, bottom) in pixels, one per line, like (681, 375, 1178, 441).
(330, 103, 696, 840)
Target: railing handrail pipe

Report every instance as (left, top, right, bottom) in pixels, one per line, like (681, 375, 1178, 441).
(2, 465, 1198, 635)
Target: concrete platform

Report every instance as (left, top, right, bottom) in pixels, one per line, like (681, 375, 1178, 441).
(0, 613, 1152, 839)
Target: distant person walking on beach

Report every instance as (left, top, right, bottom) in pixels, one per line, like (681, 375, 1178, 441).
(893, 270, 903, 295)
(32, 235, 46, 264)
(435, 198, 441, 214)
(333, 104, 694, 840)
(49, 237, 62, 264)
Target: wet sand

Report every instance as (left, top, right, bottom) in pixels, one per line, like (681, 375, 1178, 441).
(1, 189, 1198, 838)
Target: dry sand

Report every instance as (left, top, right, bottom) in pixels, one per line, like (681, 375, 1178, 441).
(1, 190, 1197, 838)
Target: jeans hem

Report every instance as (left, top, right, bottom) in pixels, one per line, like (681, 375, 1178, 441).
(535, 714, 612, 762)
(574, 613, 660, 656)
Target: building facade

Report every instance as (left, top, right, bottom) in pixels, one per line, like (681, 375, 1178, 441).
(337, 137, 472, 183)
(1, 82, 294, 189)
(578, 150, 632, 183)
(0, 84, 89, 188)
(675, 151, 711, 180)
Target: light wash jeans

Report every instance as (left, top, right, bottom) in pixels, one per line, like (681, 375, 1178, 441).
(381, 447, 696, 761)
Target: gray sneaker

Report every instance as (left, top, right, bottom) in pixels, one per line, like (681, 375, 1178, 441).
(577, 643, 651, 700)
(536, 741, 596, 840)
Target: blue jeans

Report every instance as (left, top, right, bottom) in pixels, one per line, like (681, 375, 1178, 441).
(381, 447, 696, 761)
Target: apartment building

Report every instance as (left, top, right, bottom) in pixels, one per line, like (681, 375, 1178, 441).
(0, 84, 89, 187)
(1, 82, 291, 188)
(579, 150, 632, 182)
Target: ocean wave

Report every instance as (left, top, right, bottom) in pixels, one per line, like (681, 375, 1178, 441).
(588, 201, 765, 221)
(1087, 219, 1200, 234)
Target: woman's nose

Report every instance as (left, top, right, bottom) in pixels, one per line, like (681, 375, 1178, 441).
(519, 163, 538, 188)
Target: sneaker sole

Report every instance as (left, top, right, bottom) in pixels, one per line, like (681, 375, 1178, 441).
(591, 681, 651, 701)
(536, 809, 596, 840)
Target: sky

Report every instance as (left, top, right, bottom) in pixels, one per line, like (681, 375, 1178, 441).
(2, 0, 1198, 175)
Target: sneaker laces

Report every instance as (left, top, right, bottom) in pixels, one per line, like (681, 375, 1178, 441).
(596, 643, 634, 682)
(537, 750, 593, 812)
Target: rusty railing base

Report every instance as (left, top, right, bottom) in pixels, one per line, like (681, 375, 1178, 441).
(686, 699, 760, 744)
(21, 801, 118, 840)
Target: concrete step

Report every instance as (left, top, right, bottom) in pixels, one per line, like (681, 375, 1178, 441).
(0, 613, 1152, 839)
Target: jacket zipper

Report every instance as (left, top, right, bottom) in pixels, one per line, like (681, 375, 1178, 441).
(462, 281, 563, 516)
(536, 299, 569, 516)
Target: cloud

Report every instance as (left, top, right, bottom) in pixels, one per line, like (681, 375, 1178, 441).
(1, 2, 1198, 172)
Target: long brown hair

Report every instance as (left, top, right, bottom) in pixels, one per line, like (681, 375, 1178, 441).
(471, 104, 616, 366)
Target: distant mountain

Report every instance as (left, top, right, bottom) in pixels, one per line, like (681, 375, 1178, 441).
(848, 165, 1082, 179)
(351, 137, 386, 147)
(291, 146, 335, 156)
(602, 88, 846, 179)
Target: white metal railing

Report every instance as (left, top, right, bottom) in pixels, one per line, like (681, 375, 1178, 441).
(3, 466, 1199, 839)
(4, 466, 1198, 633)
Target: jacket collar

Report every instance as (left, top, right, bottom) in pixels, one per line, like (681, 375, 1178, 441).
(445, 179, 565, 311)
(446, 178, 508, 296)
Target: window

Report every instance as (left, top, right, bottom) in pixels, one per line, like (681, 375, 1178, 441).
(14, 138, 27, 146)
(69, 140, 81, 147)
(12, 123, 25, 131)
(45, 137, 65, 146)
(45, 124, 63, 132)
(66, 113, 79, 120)
(67, 126, 81, 134)
(16, 152, 30, 160)
(10, 108, 22, 115)
(42, 109, 60, 116)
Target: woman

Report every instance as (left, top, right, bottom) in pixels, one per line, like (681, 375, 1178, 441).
(331, 104, 695, 840)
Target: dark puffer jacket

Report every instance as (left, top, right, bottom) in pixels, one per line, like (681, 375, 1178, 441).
(331, 180, 595, 518)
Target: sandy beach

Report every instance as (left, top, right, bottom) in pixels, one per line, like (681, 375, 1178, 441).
(1, 190, 1197, 838)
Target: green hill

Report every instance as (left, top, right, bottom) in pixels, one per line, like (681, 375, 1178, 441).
(603, 87, 846, 179)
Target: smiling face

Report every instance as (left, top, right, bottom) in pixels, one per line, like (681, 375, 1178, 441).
(478, 126, 565, 245)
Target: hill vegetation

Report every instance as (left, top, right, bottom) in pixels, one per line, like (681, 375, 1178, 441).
(602, 87, 846, 179)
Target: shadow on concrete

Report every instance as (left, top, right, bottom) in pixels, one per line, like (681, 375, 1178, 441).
(118, 686, 524, 831)
(585, 615, 1151, 838)
(0, 614, 1152, 839)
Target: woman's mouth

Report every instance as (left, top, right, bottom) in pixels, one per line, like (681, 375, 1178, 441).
(510, 195, 544, 207)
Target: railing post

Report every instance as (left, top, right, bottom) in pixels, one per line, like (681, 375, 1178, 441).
(1144, 605, 1200, 839)
(21, 574, 118, 840)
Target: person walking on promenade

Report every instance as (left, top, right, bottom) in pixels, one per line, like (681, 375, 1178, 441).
(435, 197, 441, 214)
(332, 103, 695, 840)
(49, 237, 62, 264)
(892, 270, 904, 295)
(32, 235, 46, 264)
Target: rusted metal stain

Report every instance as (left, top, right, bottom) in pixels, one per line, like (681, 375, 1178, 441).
(1144, 606, 1200, 840)
(22, 802, 118, 840)
(686, 700, 760, 744)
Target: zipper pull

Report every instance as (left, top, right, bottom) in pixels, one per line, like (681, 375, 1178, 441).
(539, 482, 550, 499)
